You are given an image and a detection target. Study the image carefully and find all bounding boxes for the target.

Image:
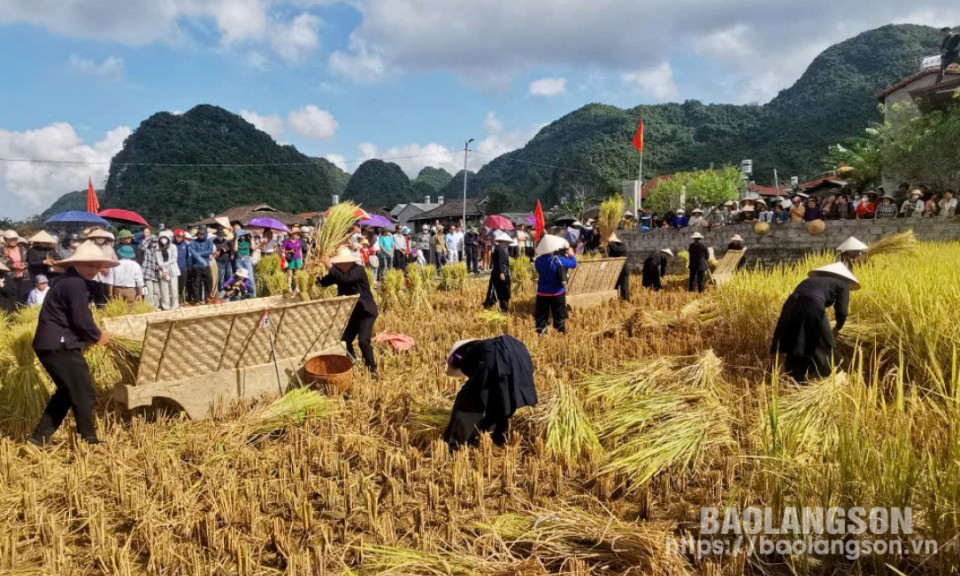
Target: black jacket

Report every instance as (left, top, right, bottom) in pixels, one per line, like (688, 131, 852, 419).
(642, 252, 668, 279)
(771, 275, 850, 358)
(33, 268, 102, 351)
(688, 241, 709, 272)
(452, 336, 537, 420)
(943, 33, 960, 58)
(491, 245, 510, 278)
(0, 275, 18, 313)
(318, 263, 378, 318)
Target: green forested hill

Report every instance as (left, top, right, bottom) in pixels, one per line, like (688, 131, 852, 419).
(340, 159, 411, 210)
(39, 190, 87, 221)
(101, 105, 350, 224)
(467, 24, 940, 208)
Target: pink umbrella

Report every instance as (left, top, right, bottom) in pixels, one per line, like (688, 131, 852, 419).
(483, 214, 515, 230)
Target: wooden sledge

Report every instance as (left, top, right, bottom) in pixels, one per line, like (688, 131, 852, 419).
(112, 295, 358, 420)
(710, 249, 747, 286)
(565, 257, 626, 309)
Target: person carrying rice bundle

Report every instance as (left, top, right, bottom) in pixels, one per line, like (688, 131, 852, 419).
(442, 336, 537, 451)
(641, 248, 672, 292)
(606, 232, 630, 300)
(30, 242, 119, 446)
(836, 236, 868, 271)
(770, 263, 859, 382)
(319, 247, 379, 376)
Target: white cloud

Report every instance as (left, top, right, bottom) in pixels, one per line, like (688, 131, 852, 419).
(0, 123, 131, 219)
(240, 110, 285, 141)
(323, 0, 960, 101)
(287, 105, 338, 140)
(329, 36, 387, 83)
(347, 112, 535, 178)
(620, 63, 679, 102)
(269, 12, 321, 63)
(323, 154, 348, 172)
(0, 1, 326, 66)
(529, 77, 567, 97)
(67, 55, 125, 82)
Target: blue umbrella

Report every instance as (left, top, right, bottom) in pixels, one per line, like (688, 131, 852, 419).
(45, 210, 109, 227)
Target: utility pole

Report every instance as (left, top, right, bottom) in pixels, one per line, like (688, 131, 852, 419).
(462, 138, 474, 226)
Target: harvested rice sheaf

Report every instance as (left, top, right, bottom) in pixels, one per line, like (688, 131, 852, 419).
(0, 323, 52, 434)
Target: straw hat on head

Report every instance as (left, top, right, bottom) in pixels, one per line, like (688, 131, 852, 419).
(55, 241, 119, 269)
(2, 230, 18, 241)
(809, 262, 860, 290)
(730, 234, 744, 243)
(29, 230, 57, 245)
(215, 216, 231, 230)
(446, 339, 479, 377)
(691, 208, 703, 214)
(660, 248, 674, 257)
(608, 232, 621, 243)
(330, 246, 361, 265)
(691, 232, 704, 240)
(880, 194, 895, 201)
(493, 231, 512, 243)
(910, 189, 923, 197)
(836, 237, 867, 253)
(742, 205, 756, 212)
(86, 229, 115, 241)
(723, 201, 735, 207)
(535, 234, 568, 256)
(234, 267, 250, 279)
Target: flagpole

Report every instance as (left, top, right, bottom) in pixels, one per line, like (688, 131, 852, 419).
(637, 149, 643, 218)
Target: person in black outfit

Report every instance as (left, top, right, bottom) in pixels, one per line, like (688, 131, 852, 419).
(605, 232, 631, 300)
(443, 335, 538, 450)
(771, 263, 859, 383)
(464, 226, 480, 274)
(938, 27, 960, 84)
(483, 232, 512, 313)
(26, 231, 59, 281)
(642, 248, 672, 292)
(0, 263, 19, 313)
(319, 246, 379, 374)
(30, 242, 119, 446)
(687, 232, 709, 293)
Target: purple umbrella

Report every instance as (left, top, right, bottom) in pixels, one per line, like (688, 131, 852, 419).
(247, 217, 289, 232)
(358, 214, 394, 228)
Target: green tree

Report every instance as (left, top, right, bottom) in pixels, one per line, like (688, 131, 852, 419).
(646, 166, 741, 213)
(883, 101, 960, 191)
(823, 125, 886, 191)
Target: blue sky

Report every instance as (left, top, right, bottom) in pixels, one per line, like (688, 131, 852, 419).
(0, 0, 954, 219)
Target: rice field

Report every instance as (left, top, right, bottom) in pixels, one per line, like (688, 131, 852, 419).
(1, 242, 959, 575)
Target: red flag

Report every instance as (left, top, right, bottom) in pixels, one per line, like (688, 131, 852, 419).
(533, 199, 545, 243)
(631, 118, 644, 153)
(86, 177, 100, 214)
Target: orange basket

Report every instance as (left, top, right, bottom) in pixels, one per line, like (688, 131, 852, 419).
(305, 354, 354, 395)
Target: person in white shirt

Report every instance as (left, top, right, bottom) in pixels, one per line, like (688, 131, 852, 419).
(110, 244, 145, 303)
(939, 190, 957, 218)
(26, 274, 49, 307)
(453, 226, 465, 262)
(445, 225, 460, 264)
(900, 189, 924, 218)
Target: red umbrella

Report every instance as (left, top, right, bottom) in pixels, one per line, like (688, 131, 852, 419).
(483, 214, 515, 230)
(98, 208, 149, 226)
(322, 206, 370, 220)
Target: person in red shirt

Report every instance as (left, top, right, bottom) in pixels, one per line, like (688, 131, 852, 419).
(856, 192, 877, 220)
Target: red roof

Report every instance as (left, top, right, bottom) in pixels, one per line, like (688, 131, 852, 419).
(876, 68, 938, 100)
(799, 177, 847, 191)
(748, 183, 785, 197)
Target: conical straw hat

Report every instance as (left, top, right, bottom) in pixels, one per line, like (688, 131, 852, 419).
(29, 230, 57, 245)
(535, 234, 567, 256)
(330, 246, 360, 264)
(836, 237, 867, 253)
(809, 262, 860, 290)
(446, 339, 479, 377)
(55, 241, 119, 268)
(660, 248, 674, 257)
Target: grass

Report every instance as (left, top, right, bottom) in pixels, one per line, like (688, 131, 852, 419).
(0, 243, 959, 574)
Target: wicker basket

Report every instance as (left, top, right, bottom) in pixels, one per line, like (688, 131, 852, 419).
(305, 354, 354, 395)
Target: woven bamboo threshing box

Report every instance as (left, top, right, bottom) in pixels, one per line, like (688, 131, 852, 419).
(564, 257, 626, 309)
(710, 249, 747, 286)
(103, 294, 298, 341)
(113, 295, 358, 420)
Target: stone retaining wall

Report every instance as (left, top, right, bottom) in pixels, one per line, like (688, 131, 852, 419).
(620, 218, 960, 273)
